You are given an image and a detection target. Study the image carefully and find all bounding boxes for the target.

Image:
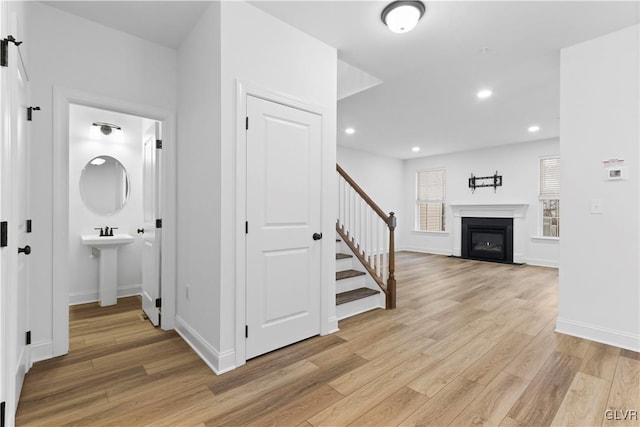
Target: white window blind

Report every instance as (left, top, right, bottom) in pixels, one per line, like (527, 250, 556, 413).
(416, 169, 446, 232)
(539, 157, 560, 198)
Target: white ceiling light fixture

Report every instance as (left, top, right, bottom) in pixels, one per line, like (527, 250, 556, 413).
(412, 146, 420, 152)
(477, 89, 493, 99)
(528, 125, 540, 132)
(381, 1, 426, 34)
(345, 127, 356, 135)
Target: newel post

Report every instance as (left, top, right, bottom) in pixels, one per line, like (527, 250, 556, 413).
(386, 212, 397, 309)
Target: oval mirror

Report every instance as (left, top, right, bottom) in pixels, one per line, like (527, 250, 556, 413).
(79, 155, 129, 215)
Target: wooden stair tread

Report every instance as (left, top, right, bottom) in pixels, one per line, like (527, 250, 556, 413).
(336, 253, 353, 260)
(336, 269, 366, 280)
(336, 287, 380, 305)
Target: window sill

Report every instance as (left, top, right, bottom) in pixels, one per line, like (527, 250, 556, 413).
(413, 230, 449, 235)
(531, 236, 559, 242)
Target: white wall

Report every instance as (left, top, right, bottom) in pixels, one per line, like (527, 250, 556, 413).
(337, 146, 404, 242)
(401, 139, 560, 267)
(26, 2, 176, 358)
(68, 105, 144, 304)
(176, 1, 337, 373)
(175, 1, 223, 368)
(558, 25, 639, 351)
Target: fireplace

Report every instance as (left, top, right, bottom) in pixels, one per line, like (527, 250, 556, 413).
(462, 217, 513, 263)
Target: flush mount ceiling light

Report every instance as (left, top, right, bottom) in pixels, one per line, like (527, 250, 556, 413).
(381, 1, 426, 34)
(477, 89, 493, 99)
(92, 122, 122, 136)
(345, 128, 356, 135)
(412, 146, 420, 152)
(528, 125, 541, 133)
(90, 157, 106, 166)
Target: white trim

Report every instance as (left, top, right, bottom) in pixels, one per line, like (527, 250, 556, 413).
(398, 247, 453, 256)
(411, 230, 449, 235)
(234, 80, 336, 369)
(68, 285, 142, 306)
(175, 315, 236, 375)
(30, 340, 53, 364)
(523, 257, 559, 268)
(531, 236, 560, 242)
(52, 87, 177, 359)
(556, 317, 640, 352)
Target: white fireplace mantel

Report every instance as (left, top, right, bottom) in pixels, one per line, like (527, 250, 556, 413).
(449, 203, 529, 263)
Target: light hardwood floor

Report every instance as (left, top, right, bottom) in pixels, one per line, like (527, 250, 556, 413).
(16, 252, 640, 426)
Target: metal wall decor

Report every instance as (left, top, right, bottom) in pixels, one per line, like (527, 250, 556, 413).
(469, 171, 502, 193)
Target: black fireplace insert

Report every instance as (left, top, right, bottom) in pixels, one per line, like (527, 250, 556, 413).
(461, 217, 513, 264)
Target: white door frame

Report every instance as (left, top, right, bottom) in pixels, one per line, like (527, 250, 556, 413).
(51, 86, 177, 357)
(234, 80, 337, 369)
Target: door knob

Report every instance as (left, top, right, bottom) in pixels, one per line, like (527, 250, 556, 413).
(137, 228, 144, 234)
(313, 232, 323, 241)
(18, 245, 31, 255)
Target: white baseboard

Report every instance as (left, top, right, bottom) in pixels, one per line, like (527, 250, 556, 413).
(397, 247, 453, 256)
(524, 257, 559, 268)
(68, 285, 142, 305)
(175, 315, 236, 375)
(322, 316, 339, 335)
(30, 340, 54, 363)
(556, 317, 640, 352)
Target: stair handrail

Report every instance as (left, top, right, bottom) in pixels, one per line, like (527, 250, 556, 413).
(337, 164, 396, 309)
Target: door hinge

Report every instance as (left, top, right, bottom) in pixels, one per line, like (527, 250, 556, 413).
(1, 35, 22, 68)
(0, 221, 7, 247)
(245, 117, 249, 130)
(155, 298, 162, 308)
(1, 400, 5, 427)
(26, 331, 31, 345)
(245, 325, 248, 338)
(26, 219, 32, 233)
(156, 139, 162, 149)
(27, 106, 40, 121)
(245, 221, 248, 234)
(156, 219, 162, 228)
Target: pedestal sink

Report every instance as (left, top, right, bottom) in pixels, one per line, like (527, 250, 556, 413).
(81, 234, 134, 306)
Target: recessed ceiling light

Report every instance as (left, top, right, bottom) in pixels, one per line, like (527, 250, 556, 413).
(345, 128, 355, 135)
(528, 125, 540, 133)
(477, 89, 493, 99)
(381, 1, 426, 34)
(412, 146, 420, 152)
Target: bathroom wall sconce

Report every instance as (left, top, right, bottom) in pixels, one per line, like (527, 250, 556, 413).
(92, 122, 122, 136)
(381, 1, 426, 34)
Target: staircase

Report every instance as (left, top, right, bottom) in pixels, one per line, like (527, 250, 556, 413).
(335, 164, 397, 320)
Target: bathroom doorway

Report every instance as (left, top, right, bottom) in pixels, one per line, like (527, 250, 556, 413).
(68, 105, 161, 324)
(51, 88, 176, 359)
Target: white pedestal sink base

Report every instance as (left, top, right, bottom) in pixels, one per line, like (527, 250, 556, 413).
(98, 247, 118, 306)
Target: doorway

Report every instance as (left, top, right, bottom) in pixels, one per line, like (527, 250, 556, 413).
(51, 88, 176, 359)
(67, 105, 162, 326)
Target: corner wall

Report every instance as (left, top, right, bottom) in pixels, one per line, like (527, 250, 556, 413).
(558, 25, 639, 351)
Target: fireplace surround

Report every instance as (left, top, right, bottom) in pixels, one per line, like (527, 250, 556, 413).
(462, 217, 513, 263)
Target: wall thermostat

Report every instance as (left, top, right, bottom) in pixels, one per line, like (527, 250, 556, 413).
(603, 159, 627, 181)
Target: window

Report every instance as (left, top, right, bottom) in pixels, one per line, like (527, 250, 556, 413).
(539, 157, 560, 237)
(416, 169, 446, 231)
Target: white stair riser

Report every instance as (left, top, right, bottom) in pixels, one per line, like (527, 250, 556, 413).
(336, 275, 366, 293)
(336, 292, 385, 320)
(336, 257, 353, 272)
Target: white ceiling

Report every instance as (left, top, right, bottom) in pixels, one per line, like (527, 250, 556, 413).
(43, 1, 639, 159)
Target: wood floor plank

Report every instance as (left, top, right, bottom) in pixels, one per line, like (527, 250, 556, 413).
(550, 372, 611, 427)
(579, 341, 621, 381)
(507, 351, 583, 426)
(346, 386, 429, 427)
(398, 376, 485, 426)
(603, 355, 640, 427)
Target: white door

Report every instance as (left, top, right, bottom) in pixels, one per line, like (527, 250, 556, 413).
(141, 123, 161, 326)
(246, 96, 322, 359)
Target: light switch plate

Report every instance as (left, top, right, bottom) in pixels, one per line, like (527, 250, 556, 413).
(590, 198, 604, 214)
